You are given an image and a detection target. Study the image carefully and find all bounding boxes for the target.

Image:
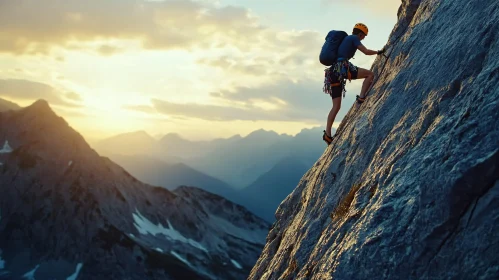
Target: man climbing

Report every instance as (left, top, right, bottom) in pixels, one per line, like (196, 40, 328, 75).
(323, 23, 385, 145)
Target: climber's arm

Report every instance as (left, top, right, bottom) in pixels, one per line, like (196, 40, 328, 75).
(358, 44, 380, 55)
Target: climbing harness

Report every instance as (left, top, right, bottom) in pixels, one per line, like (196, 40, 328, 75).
(323, 58, 355, 98)
(323, 68, 344, 97)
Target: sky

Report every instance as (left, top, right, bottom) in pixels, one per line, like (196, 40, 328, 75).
(0, 0, 401, 141)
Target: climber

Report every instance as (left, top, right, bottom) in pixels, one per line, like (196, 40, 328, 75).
(323, 23, 385, 145)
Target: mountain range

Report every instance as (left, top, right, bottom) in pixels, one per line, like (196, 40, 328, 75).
(108, 154, 243, 205)
(0, 97, 326, 224)
(93, 127, 325, 189)
(94, 126, 328, 222)
(0, 100, 270, 279)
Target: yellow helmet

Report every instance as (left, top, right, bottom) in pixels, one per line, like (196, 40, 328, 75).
(354, 23, 368, 35)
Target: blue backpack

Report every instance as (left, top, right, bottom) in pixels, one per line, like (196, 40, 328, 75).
(319, 30, 348, 66)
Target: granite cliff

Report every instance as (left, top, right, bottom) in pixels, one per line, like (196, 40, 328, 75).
(249, 0, 499, 279)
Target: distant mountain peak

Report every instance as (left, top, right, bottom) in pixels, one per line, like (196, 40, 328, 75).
(298, 126, 321, 134)
(125, 130, 152, 137)
(14, 99, 78, 138)
(132, 131, 155, 141)
(24, 99, 54, 115)
(103, 130, 156, 143)
(251, 128, 271, 134)
(94, 130, 159, 157)
(245, 129, 279, 139)
(161, 133, 185, 141)
(0, 106, 270, 279)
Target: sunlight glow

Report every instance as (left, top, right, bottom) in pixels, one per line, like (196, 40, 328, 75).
(0, 0, 400, 141)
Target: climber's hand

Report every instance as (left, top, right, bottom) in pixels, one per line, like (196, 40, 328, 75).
(377, 48, 386, 55)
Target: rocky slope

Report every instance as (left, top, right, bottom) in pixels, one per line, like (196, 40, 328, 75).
(0, 100, 269, 280)
(99, 128, 328, 222)
(0, 98, 20, 112)
(108, 154, 241, 203)
(249, 0, 499, 279)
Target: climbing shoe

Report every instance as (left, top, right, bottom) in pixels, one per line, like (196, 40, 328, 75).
(323, 130, 334, 145)
(356, 95, 366, 104)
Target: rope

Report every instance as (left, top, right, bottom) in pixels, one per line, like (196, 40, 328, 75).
(323, 60, 354, 98)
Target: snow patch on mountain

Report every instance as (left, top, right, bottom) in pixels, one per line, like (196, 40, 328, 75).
(132, 209, 208, 253)
(155, 248, 163, 253)
(66, 263, 83, 280)
(0, 141, 12, 153)
(23, 264, 39, 280)
(231, 259, 242, 269)
(170, 251, 192, 267)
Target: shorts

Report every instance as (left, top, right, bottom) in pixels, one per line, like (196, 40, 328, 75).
(324, 60, 359, 99)
(329, 84, 343, 99)
(340, 60, 359, 80)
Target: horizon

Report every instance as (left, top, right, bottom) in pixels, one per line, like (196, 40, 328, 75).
(1, 96, 325, 143)
(0, 0, 400, 141)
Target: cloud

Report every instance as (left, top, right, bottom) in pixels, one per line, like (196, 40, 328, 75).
(0, 79, 82, 108)
(208, 78, 363, 122)
(65, 92, 83, 101)
(96, 45, 122, 56)
(54, 107, 91, 118)
(210, 80, 327, 120)
(0, 0, 326, 93)
(0, 0, 265, 55)
(196, 56, 270, 76)
(123, 105, 158, 114)
(151, 98, 290, 121)
(321, 0, 401, 16)
(139, 78, 361, 122)
(196, 30, 323, 78)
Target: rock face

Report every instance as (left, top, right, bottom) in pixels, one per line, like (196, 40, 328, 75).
(249, 0, 499, 279)
(0, 100, 270, 280)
